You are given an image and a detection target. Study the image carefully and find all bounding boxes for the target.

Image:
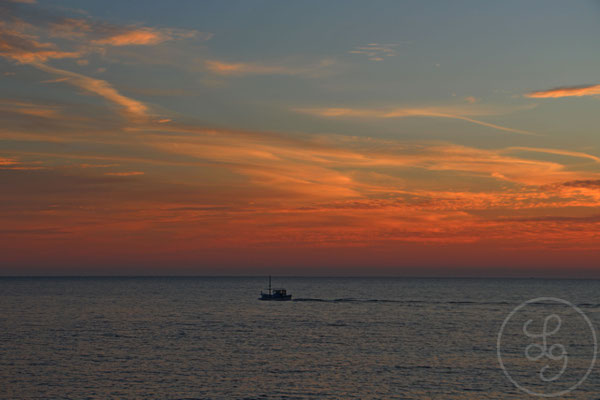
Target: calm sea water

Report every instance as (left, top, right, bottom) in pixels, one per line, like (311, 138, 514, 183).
(1, 277, 600, 399)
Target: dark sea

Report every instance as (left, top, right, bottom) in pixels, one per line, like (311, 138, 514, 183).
(1, 277, 600, 399)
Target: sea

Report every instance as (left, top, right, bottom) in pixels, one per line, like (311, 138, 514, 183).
(1, 277, 600, 399)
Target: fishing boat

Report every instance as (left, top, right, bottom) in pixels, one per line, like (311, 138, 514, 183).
(259, 275, 292, 301)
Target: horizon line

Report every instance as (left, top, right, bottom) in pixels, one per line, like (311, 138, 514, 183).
(1, 275, 599, 280)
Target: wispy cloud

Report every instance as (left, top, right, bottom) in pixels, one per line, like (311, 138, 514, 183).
(47, 15, 209, 46)
(144, 123, 591, 190)
(61, 119, 570, 191)
(525, 84, 600, 98)
(294, 105, 538, 136)
(0, 99, 61, 118)
(205, 58, 335, 77)
(79, 163, 119, 168)
(0, 12, 207, 62)
(32, 63, 149, 118)
(0, 24, 83, 63)
(92, 28, 171, 46)
(105, 171, 144, 176)
(4, 120, 600, 259)
(503, 147, 600, 163)
(557, 179, 600, 189)
(0, 155, 45, 170)
(349, 43, 400, 61)
(92, 27, 205, 46)
(0, 12, 194, 121)
(0, 157, 18, 166)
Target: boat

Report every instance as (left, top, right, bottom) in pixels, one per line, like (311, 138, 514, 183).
(259, 275, 292, 301)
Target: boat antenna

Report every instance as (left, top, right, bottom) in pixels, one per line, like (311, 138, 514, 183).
(269, 275, 272, 295)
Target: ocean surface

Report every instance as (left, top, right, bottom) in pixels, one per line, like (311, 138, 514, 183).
(1, 277, 600, 399)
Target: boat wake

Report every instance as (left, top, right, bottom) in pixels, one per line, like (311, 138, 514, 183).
(292, 298, 540, 306)
(293, 298, 403, 303)
(292, 298, 600, 308)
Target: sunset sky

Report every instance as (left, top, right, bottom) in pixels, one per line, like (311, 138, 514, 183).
(2, 0, 600, 275)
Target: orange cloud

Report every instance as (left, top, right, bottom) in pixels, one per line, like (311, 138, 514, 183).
(3, 126, 600, 270)
(0, 17, 171, 120)
(47, 14, 208, 45)
(294, 105, 538, 136)
(205, 58, 335, 77)
(0, 26, 82, 63)
(0, 100, 61, 119)
(205, 60, 298, 76)
(2, 10, 207, 73)
(560, 179, 600, 189)
(0, 165, 46, 170)
(105, 171, 145, 176)
(95, 27, 206, 46)
(0, 155, 46, 170)
(93, 28, 168, 46)
(48, 18, 93, 39)
(33, 63, 149, 118)
(6, 49, 82, 63)
(503, 147, 600, 164)
(5, 170, 600, 264)
(79, 163, 119, 168)
(525, 84, 600, 98)
(144, 122, 597, 194)
(0, 157, 18, 166)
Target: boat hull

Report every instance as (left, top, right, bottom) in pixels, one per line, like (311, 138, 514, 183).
(259, 294, 292, 301)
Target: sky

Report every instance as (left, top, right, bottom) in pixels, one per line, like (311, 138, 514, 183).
(2, 0, 600, 276)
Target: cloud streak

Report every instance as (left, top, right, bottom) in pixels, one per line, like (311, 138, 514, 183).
(0, 155, 45, 170)
(93, 28, 168, 46)
(349, 43, 401, 61)
(559, 179, 600, 189)
(145, 123, 594, 190)
(32, 63, 149, 118)
(525, 84, 600, 98)
(503, 147, 600, 163)
(205, 58, 335, 77)
(0, 24, 83, 63)
(0, 14, 177, 120)
(105, 171, 144, 176)
(294, 105, 538, 136)
(0, 157, 18, 166)
(91, 27, 204, 46)
(47, 15, 209, 46)
(0, 100, 61, 119)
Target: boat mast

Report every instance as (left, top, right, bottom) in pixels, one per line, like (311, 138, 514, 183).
(269, 275, 272, 295)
